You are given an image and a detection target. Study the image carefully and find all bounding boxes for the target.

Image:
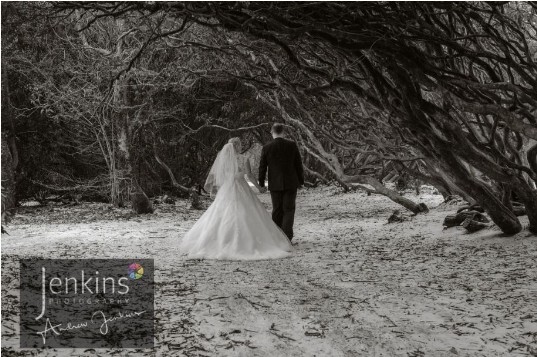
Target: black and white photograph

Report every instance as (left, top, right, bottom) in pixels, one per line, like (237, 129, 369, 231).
(1, 1, 537, 356)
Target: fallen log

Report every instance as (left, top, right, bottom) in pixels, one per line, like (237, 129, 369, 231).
(443, 215, 460, 228)
(443, 211, 490, 228)
(457, 204, 485, 213)
(462, 218, 488, 233)
(387, 209, 404, 223)
(416, 203, 429, 214)
(459, 202, 526, 217)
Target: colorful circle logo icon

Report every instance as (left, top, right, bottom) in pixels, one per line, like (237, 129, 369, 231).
(128, 263, 144, 280)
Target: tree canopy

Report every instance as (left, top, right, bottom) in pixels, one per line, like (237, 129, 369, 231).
(2, 2, 536, 234)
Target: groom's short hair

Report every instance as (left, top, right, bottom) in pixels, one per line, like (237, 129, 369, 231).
(271, 123, 284, 135)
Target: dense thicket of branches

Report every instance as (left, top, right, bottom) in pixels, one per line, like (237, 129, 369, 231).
(2, 2, 536, 234)
(2, 2, 274, 208)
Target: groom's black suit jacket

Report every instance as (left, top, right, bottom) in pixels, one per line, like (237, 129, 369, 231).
(259, 137, 304, 191)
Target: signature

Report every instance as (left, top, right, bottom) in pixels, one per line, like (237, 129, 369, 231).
(36, 310, 146, 345)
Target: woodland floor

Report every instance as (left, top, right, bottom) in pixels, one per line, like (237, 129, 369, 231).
(1, 186, 536, 357)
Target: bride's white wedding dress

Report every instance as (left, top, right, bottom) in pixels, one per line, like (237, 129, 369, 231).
(179, 143, 293, 260)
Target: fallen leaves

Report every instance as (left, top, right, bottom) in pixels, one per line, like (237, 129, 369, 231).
(2, 188, 536, 356)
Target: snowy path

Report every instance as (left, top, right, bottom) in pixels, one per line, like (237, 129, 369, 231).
(2, 187, 536, 356)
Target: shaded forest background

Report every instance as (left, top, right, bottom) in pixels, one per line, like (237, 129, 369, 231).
(1, 2, 536, 234)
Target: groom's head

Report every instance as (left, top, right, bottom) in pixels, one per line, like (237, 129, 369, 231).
(271, 123, 285, 139)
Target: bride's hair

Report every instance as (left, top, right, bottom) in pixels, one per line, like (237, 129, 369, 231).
(228, 137, 241, 152)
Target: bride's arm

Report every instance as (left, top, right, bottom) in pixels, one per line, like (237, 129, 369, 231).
(244, 159, 263, 191)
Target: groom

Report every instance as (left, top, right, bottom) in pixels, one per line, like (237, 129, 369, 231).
(258, 123, 304, 241)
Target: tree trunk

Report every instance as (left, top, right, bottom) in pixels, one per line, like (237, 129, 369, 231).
(527, 143, 537, 184)
(1, 133, 16, 224)
(112, 74, 152, 213)
(131, 180, 154, 214)
(512, 181, 537, 234)
(459, 183, 520, 234)
(1, 66, 18, 223)
(111, 76, 131, 207)
(440, 152, 522, 235)
(2, 65, 19, 170)
(423, 160, 476, 205)
(343, 175, 428, 214)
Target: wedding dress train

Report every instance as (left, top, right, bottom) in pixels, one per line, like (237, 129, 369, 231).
(179, 145, 293, 260)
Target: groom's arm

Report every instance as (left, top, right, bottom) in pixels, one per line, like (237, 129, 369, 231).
(258, 146, 268, 187)
(294, 143, 305, 186)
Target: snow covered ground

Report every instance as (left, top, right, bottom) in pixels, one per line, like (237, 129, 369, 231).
(2, 186, 536, 356)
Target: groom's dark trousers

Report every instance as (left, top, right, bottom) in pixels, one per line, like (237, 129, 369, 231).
(259, 137, 304, 240)
(270, 188, 298, 239)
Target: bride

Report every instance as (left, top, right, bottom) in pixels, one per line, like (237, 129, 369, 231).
(178, 137, 293, 260)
